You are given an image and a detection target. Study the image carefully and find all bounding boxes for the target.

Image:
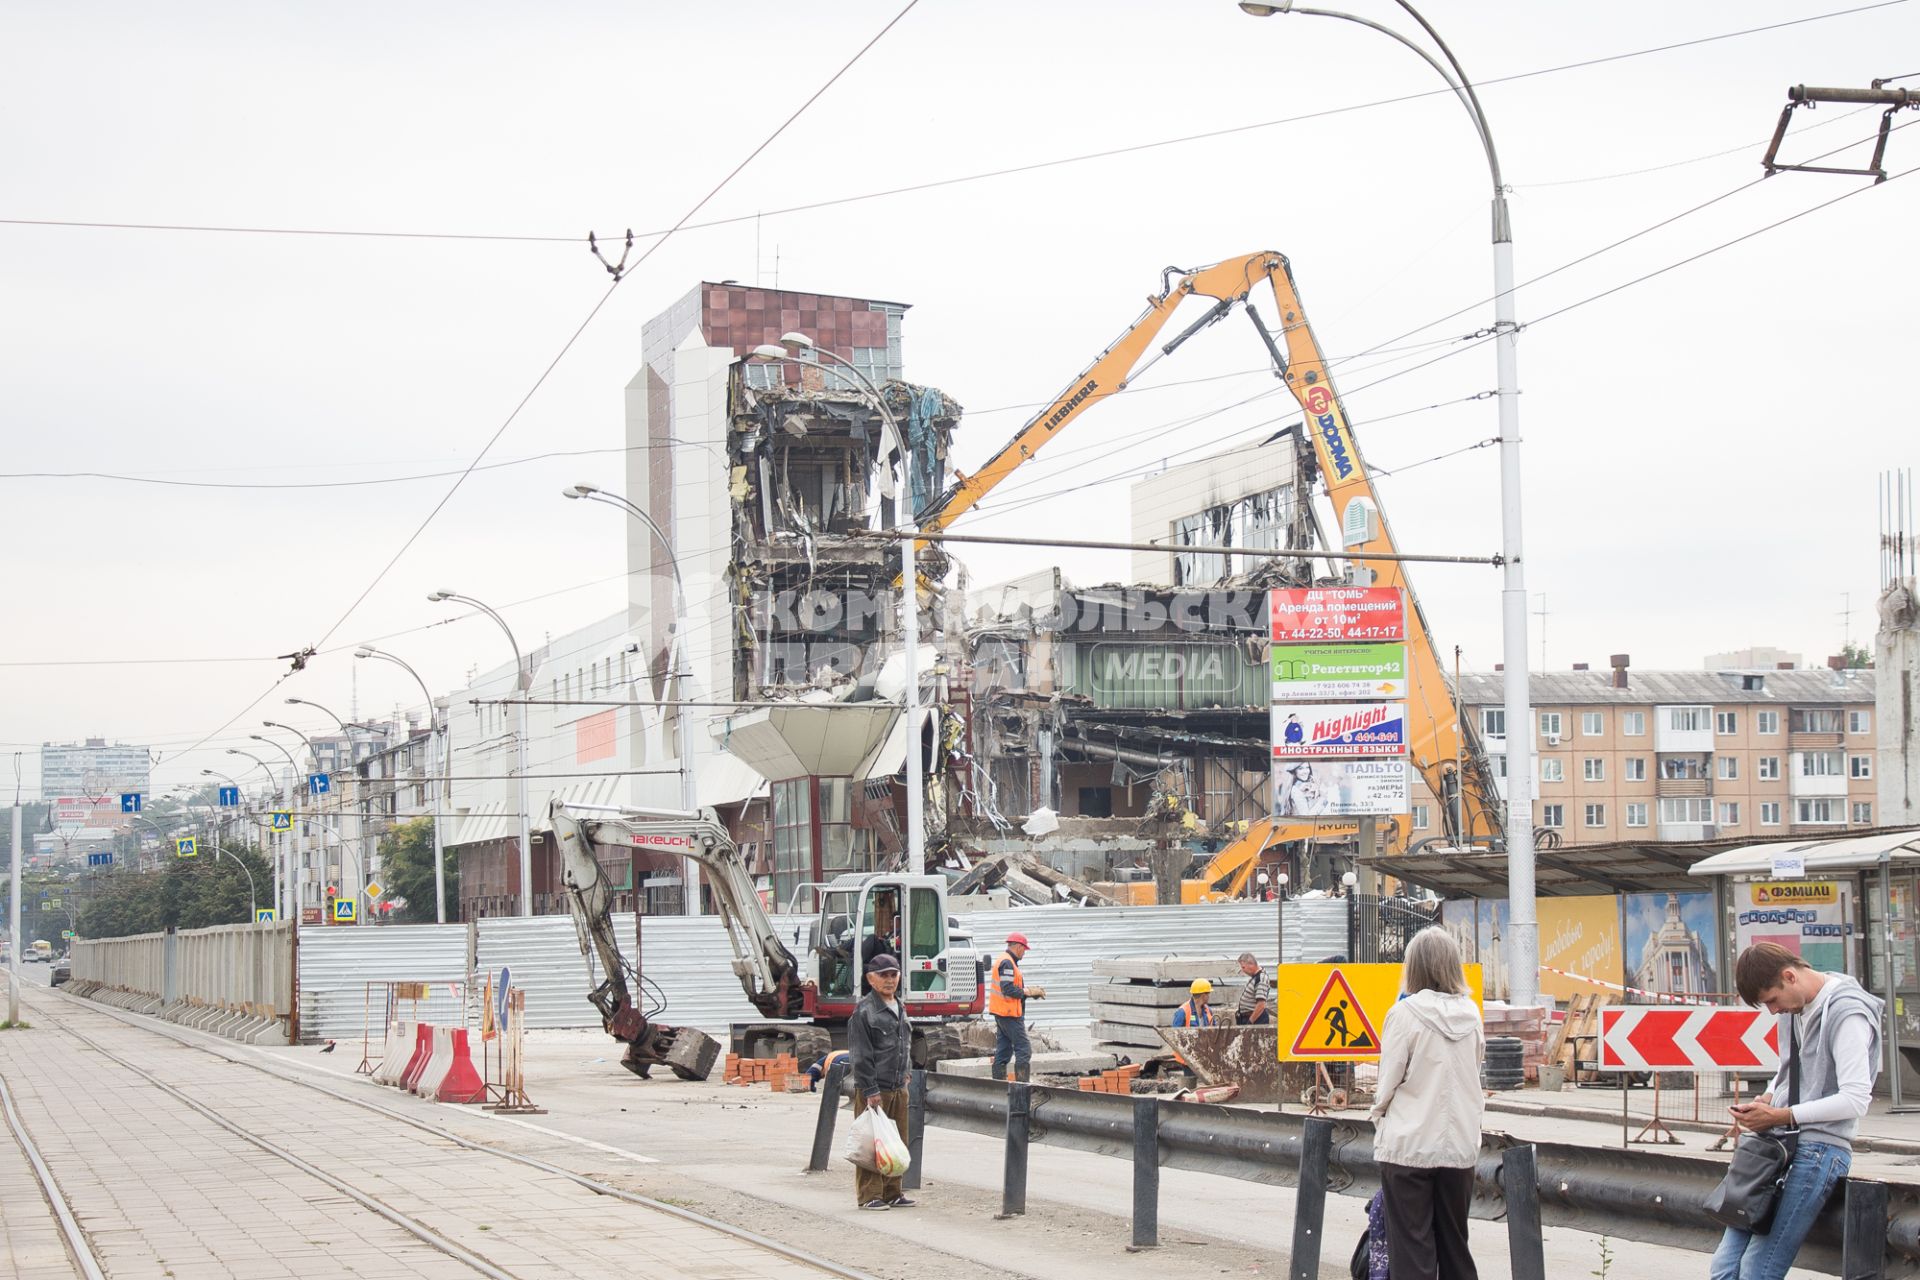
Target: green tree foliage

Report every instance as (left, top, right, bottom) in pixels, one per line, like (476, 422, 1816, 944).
(75, 844, 273, 938)
(1842, 641, 1871, 669)
(378, 818, 457, 923)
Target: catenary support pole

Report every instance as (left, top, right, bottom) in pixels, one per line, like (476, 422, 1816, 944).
(1290, 1115, 1333, 1280)
(997, 1081, 1031, 1219)
(1503, 1144, 1546, 1280)
(8, 799, 21, 1024)
(1129, 1096, 1160, 1250)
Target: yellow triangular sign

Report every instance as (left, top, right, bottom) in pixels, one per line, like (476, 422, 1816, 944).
(1289, 968, 1380, 1058)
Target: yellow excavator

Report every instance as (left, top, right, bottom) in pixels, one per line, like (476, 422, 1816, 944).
(923, 252, 1505, 890)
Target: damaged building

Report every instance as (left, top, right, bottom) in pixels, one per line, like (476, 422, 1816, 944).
(955, 433, 1363, 899)
(621, 282, 963, 910)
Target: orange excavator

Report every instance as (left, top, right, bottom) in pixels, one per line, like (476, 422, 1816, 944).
(922, 253, 1505, 883)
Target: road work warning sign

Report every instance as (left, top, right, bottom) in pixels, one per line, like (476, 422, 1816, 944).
(1276, 963, 1484, 1062)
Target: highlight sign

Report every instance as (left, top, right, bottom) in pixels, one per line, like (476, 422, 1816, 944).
(1272, 702, 1408, 757)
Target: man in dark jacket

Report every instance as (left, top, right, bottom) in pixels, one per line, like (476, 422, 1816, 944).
(846, 952, 914, 1210)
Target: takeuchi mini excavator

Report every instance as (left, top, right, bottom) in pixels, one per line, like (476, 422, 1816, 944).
(550, 799, 986, 1079)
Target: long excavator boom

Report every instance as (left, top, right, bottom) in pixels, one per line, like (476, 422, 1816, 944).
(924, 252, 1504, 850)
(550, 800, 807, 1023)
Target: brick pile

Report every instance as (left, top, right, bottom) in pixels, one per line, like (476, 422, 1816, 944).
(724, 1052, 801, 1091)
(1077, 1063, 1144, 1094)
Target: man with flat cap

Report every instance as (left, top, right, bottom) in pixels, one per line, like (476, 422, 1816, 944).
(847, 951, 914, 1210)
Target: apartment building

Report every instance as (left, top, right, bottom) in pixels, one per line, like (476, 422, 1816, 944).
(1408, 665, 1879, 847)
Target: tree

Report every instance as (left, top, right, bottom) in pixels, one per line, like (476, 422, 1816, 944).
(74, 844, 272, 938)
(378, 818, 456, 923)
(1841, 642, 1871, 669)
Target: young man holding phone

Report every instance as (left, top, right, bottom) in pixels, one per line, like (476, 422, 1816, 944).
(1712, 943, 1883, 1280)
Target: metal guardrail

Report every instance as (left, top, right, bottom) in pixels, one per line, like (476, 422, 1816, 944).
(71, 922, 296, 1039)
(806, 1066, 1917, 1277)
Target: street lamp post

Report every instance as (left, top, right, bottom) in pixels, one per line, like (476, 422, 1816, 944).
(429, 591, 534, 919)
(749, 337, 927, 875)
(284, 699, 373, 925)
(1237, 0, 1536, 1004)
(250, 734, 303, 921)
(201, 768, 251, 869)
(226, 749, 282, 901)
(563, 484, 705, 916)
(355, 645, 449, 923)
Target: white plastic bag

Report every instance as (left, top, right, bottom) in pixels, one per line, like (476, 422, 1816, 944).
(842, 1106, 882, 1172)
(870, 1108, 911, 1179)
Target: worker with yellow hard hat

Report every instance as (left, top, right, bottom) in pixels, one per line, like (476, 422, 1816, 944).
(1171, 978, 1217, 1027)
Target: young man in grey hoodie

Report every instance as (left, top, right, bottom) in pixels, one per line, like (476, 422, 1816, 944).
(1712, 942, 1883, 1280)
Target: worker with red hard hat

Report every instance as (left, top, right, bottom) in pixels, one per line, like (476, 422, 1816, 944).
(988, 932, 1046, 1082)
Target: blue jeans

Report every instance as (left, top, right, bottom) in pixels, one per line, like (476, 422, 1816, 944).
(991, 1014, 1030, 1080)
(1709, 1139, 1850, 1280)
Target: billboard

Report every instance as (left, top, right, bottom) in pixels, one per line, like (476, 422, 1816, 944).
(1272, 758, 1409, 817)
(1271, 702, 1407, 757)
(1268, 588, 1406, 643)
(1271, 642, 1407, 700)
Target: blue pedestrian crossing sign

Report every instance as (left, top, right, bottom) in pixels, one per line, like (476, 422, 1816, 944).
(87, 852, 113, 867)
(175, 836, 198, 858)
(120, 792, 143, 813)
(218, 786, 241, 807)
(332, 899, 357, 924)
(270, 811, 292, 831)
(255, 908, 278, 924)
(308, 773, 330, 796)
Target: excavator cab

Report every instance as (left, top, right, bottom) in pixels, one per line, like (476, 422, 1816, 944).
(809, 874, 978, 1018)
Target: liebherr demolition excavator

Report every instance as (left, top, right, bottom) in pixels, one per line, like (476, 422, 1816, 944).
(551, 800, 985, 1079)
(916, 251, 1507, 873)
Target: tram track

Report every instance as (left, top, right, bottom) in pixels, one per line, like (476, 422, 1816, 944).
(16, 983, 875, 1280)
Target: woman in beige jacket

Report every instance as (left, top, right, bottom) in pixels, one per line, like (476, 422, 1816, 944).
(1369, 926, 1484, 1280)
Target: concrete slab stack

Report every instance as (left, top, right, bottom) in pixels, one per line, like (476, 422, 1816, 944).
(1088, 956, 1243, 1057)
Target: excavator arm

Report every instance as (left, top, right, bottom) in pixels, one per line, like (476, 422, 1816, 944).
(923, 252, 1503, 850)
(550, 800, 807, 1024)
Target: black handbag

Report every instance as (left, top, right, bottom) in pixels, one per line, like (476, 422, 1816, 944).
(1703, 1021, 1800, 1234)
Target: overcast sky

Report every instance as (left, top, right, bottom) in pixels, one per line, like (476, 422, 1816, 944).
(3, 0, 1914, 798)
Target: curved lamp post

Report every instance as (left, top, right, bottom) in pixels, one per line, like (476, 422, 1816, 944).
(1236, 0, 1535, 1003)
(748, 336, 926, 875)
(429, 590, 533, 918)
(563, 483, 704, 914)
(355, 644, 448, 923)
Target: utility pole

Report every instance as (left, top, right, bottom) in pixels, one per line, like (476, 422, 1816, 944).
(9, 794, 21, 1025)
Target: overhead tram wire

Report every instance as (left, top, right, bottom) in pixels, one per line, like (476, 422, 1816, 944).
(2, 1, 1902, 249)
(157, 3, 924, 770)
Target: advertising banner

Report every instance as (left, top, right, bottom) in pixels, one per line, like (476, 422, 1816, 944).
(1270, 642, 1408, 700)
(1268, 587, 1406, 643)
(1272, 758, 1409, 817)
(1271, 702, 1408, 757)
(1735, 880, 1853, 975)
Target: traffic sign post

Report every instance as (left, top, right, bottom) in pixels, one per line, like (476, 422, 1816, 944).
(332, 899, 357, 924)
(217, 786, 241, 808)
(87, 852, 113, 868)
(255, 908, 278, 924)
(364, 882, 382, 900)
(270, 811, 292, 831)
(1596, 1006, 1779, 1147)
(175, 837, 198, 859)
(308, 774, 330, 797)
(120, 793, 143, 814)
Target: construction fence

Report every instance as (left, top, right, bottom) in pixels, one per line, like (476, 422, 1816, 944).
(69, 920, 297, 1044)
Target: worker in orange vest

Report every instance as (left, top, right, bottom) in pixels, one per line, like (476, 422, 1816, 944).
(987, 932, 1046, 1082)
(1171, 979, 1217, 1027)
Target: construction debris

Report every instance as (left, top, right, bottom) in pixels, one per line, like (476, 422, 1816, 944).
(935, 1051, 1117, 1078)
(948, 851, 1122, 906)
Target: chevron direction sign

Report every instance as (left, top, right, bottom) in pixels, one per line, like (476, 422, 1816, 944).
(1598, 1007, 1780, 1072)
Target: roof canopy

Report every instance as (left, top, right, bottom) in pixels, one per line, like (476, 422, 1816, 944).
(1685, 828, 1920, 878)
(1366, 837, 1741, 898)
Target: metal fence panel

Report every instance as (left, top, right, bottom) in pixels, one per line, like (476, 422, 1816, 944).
(296, 923, 469, 1043)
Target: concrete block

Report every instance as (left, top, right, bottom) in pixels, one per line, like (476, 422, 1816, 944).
(1090, 1021, 1169, 1049)
(1090, 981, 1244, 1008)
(1090, 990, 1244, 1028)
(1091, 956, 1241, 982)
(935, 1051, 1117, 1077)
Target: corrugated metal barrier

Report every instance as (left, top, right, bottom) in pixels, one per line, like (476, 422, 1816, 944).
(295, 902, 1354, 1044)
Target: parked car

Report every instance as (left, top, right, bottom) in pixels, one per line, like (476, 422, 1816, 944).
(50, 956, 71, 987)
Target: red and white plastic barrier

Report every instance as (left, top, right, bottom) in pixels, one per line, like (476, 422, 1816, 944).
(399, 1023, 435, 1092)
(425, 1029, 486, 1104)
(371, 1021, 414, 1085)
